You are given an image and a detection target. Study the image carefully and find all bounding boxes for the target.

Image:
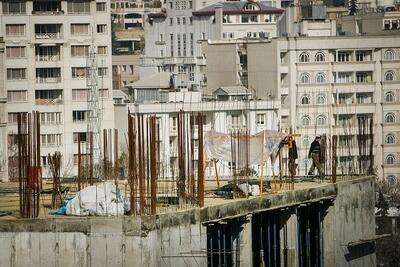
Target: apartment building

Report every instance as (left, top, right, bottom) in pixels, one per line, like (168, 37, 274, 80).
(140, 0, 283, 90)
(201, 35, 400, 183)
(111, 0, 161, 29)
(115, 90, 280, 178)
(0, 0, 114, 180)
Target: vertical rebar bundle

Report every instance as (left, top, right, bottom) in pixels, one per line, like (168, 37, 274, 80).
(230, 129, 250, 198)
(128, 112, 158, 215)
(48, 152, 62, 209)
(17, 111, 41, 218)
(177, 111, 205, 207)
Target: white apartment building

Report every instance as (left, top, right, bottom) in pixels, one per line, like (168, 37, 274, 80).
(278, 35, 400, 183)
(140, 0, 283, 90)
(111, 0, 161, 29)
(0, 0, 114, 180)
(115, 91, 280, 178)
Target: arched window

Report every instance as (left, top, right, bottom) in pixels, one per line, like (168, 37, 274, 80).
(385, 91, 395, 102)
(315, 72, 326, 83)
(315, 52, 325, 62)
(316, 94, 326, 105)
(385, 133, 396, 144)
(385, 112, 396, 123)
(299, 73, 310, 84)
(301, 115, 311, 126)
(299, 52, 310, 63)
(386, 154, 396, 165)
(316, 115, 326, 126)
(384, 49, 395, 61)
(387, 175, 397, 185)
(385, 70, 395, 81)
(301, 95, 310, 105)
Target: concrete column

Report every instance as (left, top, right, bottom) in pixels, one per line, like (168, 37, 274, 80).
(322, 202, 336, 267)
(283, 209, 298, 267)
(239, 215, 253, 266)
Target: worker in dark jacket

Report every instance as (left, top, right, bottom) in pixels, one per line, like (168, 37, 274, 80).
(308, 135, 324, 178)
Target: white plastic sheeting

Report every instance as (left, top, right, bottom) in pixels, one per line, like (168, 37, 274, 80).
(66, 182, 130, 216)
(238, 184, 260, 196)
(204, 130, 287, 164)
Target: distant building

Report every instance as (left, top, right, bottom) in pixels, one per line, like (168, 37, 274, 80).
(140, 0, 284, 90)
(0, 0, 115, 180)
(112, 54, 140, 90)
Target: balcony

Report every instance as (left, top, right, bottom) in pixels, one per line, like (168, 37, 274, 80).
(35, 24, 62, 40)
(32, 1, 63, 15)
(35, 46, 61, 62)
(36, 68, 61, 84)
(35, 89, 63, 105)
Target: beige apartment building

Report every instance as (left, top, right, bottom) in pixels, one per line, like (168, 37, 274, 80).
(202, 35, 400, 183)
(0, 0, 115, 180)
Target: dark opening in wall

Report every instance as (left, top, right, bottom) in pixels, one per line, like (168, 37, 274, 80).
(206, 218, 242, 267)
(297, 202, 325, 267)
(252, 210, 281, 266)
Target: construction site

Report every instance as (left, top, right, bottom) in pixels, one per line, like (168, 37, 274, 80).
(0, 104, 378, 266)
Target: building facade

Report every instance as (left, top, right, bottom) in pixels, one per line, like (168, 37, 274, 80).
(0, 0, 114, 180)
(201, 35, 400, 183)
(140, 0, 283, 90)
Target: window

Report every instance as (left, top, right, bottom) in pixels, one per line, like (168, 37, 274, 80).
(177, 17, 180, 25)
(2, 1, 26, 14)
(385, 91, 395, 102)
(40, 112, 62, 125)
(36, 68, 61, 83)
(299, 73, 310, 84)
(170, 18, 173, 25)
(315, 52, 325, 62)
(97, 24, 107, 33)
(315, 72, 326, 83)
(356, 94, 368, 104)
(71, 45, 89, 57)
(41, 134, 62, 146)
(301, 115, 311, 126)
(6, 46, 26, 58)
(7, 90, 27, 102)
(35, 90, 63, 104)
(68, 0, 90, 14)
(385, 134, 396, 144)
(385, 112, 396, 123)
(190, 33, 194, 56)
(98, 46, 107, 55)
(356, 51, 367, 62)
(241, 15, 258, 23)
(96, 2, 106, 12)
(71, 24, 90, 35)
(316, 115, 326, 126)
(316, 94, 326, 105)
(356, 72, 368, 83)
(337, 72, 353, 83)
(189, 1, 193, 8)
(7, 68, 26, 80)
(183, 34, 187, 56)
(73, 132, 88, 143)
(8, 112, 27, 124)
(98, 67, 108, 77)
(177, 34, 181, 56)
(72, 89, 89, 101)
(301, 95, 310, 105)
(387, 175, 397, 185)
(99, 88, 109, 98)
(385, 70, 395, 81)
(386, 154, 396, 165)
(5, 24, 25, 36)
(299, 52, 309, 63)
(73, 110, 88, 122)
(182, 17, 186, 25)
(72, 67, 87, 78)
(337, 51, 350, 62)
(257, 114, 266, 125)
(384, 49, 395, 61)
(170, 34, 174, 57)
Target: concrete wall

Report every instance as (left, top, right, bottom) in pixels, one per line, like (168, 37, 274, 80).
(0, 177, 376, 266)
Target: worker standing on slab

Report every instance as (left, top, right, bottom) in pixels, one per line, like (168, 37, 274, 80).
(308, 135, 324, 180)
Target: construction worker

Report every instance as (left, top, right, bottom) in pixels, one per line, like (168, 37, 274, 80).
(308, 135, 324, 179)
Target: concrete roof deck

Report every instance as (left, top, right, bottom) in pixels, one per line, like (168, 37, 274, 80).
(0, 176, 374, 232)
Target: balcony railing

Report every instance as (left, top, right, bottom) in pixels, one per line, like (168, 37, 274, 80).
(35, 32, 62, 39)
(32, 10, 64, 15)
(36, 77, 61, 83)
(36, 55, 60, 61)
(35, 98, 63, 105)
